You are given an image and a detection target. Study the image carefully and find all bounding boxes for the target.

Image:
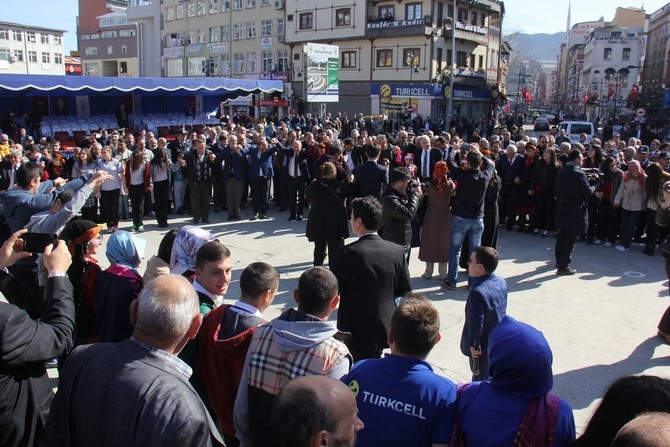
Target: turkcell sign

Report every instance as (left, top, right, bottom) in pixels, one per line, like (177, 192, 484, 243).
(393, 86, 431, 97)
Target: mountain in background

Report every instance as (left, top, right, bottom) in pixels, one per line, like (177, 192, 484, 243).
(506, 31, 567, 64)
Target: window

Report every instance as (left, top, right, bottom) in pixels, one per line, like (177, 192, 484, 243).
(234, 23, 244, 40)
(622, 48, 631, 61)
(107, 45, 114, 55)
(197, 28, 206, 43)
(209, 0, 218, 14)
(447, 4, 454, 18)
(41, 34, 50, 44)
(604, 47, 612, 60)
(261, 19, 272, 37)
(403, 48, 420, 67)
(188, 56, 206, 76)
(13, 49, 24, 62)
(0, 49, 10, 61)
(246, 51, 256, 73)
(187, 2, 195, 17)
(187, 30, 197, 45)
(437, 3, 443, 23)
(210, 26, 219, 42)
(262, 51, 273, 71)
(469, 52, 475, 69)
(458, 8, 467, 22)
(261, 0, 271, 5)
(247, 0, 256, 6)
(221, 53, 230, 74)
(84, 63, 99, 75)
(277, 18, 284, 36)
(197, 0, 206, 16)
(166, 6, 175, 21)
(277, 49, 288, 71)
(85, 47, 98, 56)
(0, 29, 8, 40)
(471, 11, 478, 25)
(406, 3, 422, 20)
(90, 33, 100, 39)
(221, 0, 230, 11)
(120, 61, 128, 73)
(299, 12, 313, 30)
(120, 46, 127, 55)
(336, 8, 351, 26)
(447, 49, 452, 66)
(480, 14, 486, 26)
(246, 21, 256, 39)
(101, 31, 117, 38)
(167, 59, 184, 77)
(478, 55, 483, 69)
(28, 50, 37, 62)
(176, 4, 185, 19)
(233, 0, 243, 9)
(26, 32, 35, 42)
(12, 30, 22, 41)
(436, 48, 443, 70)
(376, 49, 393, 67)
(379, 6, 394, 20)
(342, 50, 356, 68)
(41, 52, 51, 63)
(119, 29, 136, 37)
(456, 51, 467, 67)
(221, 25, 230, 41)
(234, 52, 244, 74)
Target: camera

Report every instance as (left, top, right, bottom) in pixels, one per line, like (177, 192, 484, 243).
(663, 182, 670, 193)
(582, 167, 602, 185)
(409, 179, 420, 189)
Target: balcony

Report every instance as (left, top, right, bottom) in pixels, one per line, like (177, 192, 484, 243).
(366, 17, 430, 39)
(443, 21, 489, 46)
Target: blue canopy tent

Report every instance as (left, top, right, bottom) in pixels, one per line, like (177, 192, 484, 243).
(0, 74, 283, 125)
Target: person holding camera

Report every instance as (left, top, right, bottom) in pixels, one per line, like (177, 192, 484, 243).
(378, 168, 423, 263)
(0, 230, 74, 447)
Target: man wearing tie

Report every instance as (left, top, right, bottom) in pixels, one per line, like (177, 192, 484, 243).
(0, 149, 23, 191)
(285, 140, 309, 221)
(414, 135, 442, 183)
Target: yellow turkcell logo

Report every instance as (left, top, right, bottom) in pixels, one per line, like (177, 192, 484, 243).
(348, 380, 360, 397)
(380, 84, 391, 98)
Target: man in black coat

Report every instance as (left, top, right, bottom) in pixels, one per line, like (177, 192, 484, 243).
(496, 144, 525, 230)
(378, 168, 422, 260)
(353, 144, 388, 198)
(554, 149, 594, 275)
(0, 231, 75, 447)
(330, 196, 412, 362)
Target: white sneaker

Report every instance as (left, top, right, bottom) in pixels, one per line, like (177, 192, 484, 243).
(604, 242, 613, 247)
(615, 245, 629, 252)
(593, 239, 602, 245)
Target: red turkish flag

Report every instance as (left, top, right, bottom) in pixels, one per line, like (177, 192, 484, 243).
(607, 87, 614, 99)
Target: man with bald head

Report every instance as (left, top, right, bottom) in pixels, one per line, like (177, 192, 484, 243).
(611, 412, 670, 447)
(272, 376, 364, 447)
(41, 275, 225, 447)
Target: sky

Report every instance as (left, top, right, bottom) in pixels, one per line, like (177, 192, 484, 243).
(4, 0, 670, 54)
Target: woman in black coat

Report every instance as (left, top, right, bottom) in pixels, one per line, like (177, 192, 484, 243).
(305, 161, 351, 266)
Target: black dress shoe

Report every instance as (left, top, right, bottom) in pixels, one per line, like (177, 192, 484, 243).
(297, 215, 303, 221)
(556, 267, 576, 276)
(202, 219, 210, 224)
(289, 215, 296, 221)
(250, 214, 258, 221)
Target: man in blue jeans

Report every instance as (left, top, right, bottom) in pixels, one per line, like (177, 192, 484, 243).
(444, 148, 495, 289)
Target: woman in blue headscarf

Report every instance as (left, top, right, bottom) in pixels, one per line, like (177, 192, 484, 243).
(452, 316, 576, 447)
(93, 230, 146, 343)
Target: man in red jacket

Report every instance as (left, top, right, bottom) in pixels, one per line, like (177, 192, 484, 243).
(196, 262, 279, 447)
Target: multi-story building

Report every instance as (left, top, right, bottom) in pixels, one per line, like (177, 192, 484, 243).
(582, 25, 645, 121)
(283, 0, 505, 124)
(0, 21, 66, 75)
(644, 2, 670, 111)
(77, 0, 140, 77)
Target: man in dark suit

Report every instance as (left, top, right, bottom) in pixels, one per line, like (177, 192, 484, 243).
(413, 135, 442, 183)
(330, 196, 412, 362)
(353, 144, 388, 198)
(0, 232, 75, 447)
(284, 139, 310, 221)
(554, 149, 594, 275)
(245, 137, 278, 220)
(180, 138, 215, 224)
(496, 143, 525, 230)
(0, 149, 23, 192)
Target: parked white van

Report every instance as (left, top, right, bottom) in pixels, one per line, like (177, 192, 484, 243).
(557, 121, 595, 144)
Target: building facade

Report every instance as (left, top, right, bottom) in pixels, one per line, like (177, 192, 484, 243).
(0, 22, 66, 75)
(77, 0, 140, 77)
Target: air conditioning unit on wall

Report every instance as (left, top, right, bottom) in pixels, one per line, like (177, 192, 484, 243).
(274, 0, 284, 10)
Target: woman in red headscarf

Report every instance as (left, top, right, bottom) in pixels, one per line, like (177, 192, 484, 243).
(419, 160, 455, 280)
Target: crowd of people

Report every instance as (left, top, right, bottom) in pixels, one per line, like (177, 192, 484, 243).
(1, 113, 670, 447)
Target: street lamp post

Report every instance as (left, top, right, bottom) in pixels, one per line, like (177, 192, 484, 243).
(447, 0, 456, 127)
(514, 68, 531, 120)
(407, 52, 420, 117)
